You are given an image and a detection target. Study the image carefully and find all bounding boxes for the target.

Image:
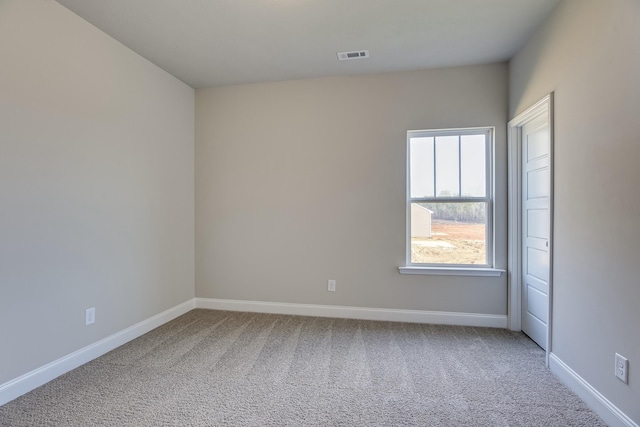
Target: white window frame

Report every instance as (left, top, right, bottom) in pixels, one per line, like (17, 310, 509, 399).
(399, 127, 503, 277)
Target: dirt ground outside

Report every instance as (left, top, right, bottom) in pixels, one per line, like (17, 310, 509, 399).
(411, 220, 486, 265)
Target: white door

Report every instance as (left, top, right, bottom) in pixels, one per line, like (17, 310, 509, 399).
(521, 112, 551, 350)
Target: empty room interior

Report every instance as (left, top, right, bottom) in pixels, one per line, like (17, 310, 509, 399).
(1, 0, 638, 425)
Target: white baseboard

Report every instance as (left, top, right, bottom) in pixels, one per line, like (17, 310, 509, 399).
(0, 298, 508, 408)
(4, 299, 635, 427)
(0, 299, 196, 407)
(195, 298, 507, 328)
(549, 353, 638, 427)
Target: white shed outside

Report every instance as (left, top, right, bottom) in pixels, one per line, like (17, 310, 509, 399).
(411, 204, 433, 238)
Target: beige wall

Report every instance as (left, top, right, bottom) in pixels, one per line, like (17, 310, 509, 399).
(0, 0, 195, 384)
(196, 64, 508, 314)
(510, 0, 640, 422)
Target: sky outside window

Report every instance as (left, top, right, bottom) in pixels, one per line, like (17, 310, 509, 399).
(435, 136, 459, 197)
(409, 136, 434, 198)
(410, 133, 486, 199)
(460, 135, 486, 196)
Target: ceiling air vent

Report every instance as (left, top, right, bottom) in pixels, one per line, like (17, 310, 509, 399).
(337, 50, 370, 61)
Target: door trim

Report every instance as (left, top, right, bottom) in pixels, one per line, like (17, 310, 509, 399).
(507, 93, 554, 363)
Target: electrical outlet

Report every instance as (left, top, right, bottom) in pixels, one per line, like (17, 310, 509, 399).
(85, 307, 95, 326)
(615, 353, 628, 383)
(327, 279, 336, 292)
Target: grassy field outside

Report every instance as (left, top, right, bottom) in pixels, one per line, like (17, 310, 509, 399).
(411, 220, 486, 265)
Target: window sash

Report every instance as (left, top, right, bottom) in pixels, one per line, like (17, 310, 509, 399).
(409, 200, 492, 267)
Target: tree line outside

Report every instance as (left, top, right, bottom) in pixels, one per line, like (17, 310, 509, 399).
(420, 202, 486, 224)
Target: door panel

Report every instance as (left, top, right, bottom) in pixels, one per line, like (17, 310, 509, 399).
(522, 113, 551, 350)
(527, 167, 550, 199)
(527, 285, 549, 322)
(527, 247, 549, 283)
(526, 125, 549, 161)
(527, 209, 549, 239)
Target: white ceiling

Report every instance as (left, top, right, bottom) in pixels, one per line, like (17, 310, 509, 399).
(54, 0, 560, 89)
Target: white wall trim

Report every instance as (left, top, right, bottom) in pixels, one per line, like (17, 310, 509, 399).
(6, 298, 635, 427)
(549, 353, 638, 427)
(0, 299, 196, 407)
(0, 298, 507, 407)
(507, 92, 554, 352)
(398, 266, 504, 277)
(196, 298, 507, 328)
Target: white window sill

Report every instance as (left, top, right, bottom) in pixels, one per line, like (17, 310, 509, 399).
(398, 266, 505, 277)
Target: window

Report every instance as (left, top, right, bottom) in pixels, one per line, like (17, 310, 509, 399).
(406, 128, 493, 269)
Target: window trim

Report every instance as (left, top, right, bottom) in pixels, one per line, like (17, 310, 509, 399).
(404, 127, 498, 272)
(398, 266, 503, 276)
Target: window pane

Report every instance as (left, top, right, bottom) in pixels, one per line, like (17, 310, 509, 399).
(435, 136, 459, 197)
(409, 136, 434, 198)
(410, 202, 486, 265)
(460, 134, 486, 197)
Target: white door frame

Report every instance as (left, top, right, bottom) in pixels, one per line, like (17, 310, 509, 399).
(507, 93, 554, 362)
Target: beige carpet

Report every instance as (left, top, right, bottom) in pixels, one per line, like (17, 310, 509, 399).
(0, 309, 605, 426)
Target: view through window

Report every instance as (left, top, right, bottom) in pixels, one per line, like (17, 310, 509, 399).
(407, 128, 492, 266)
